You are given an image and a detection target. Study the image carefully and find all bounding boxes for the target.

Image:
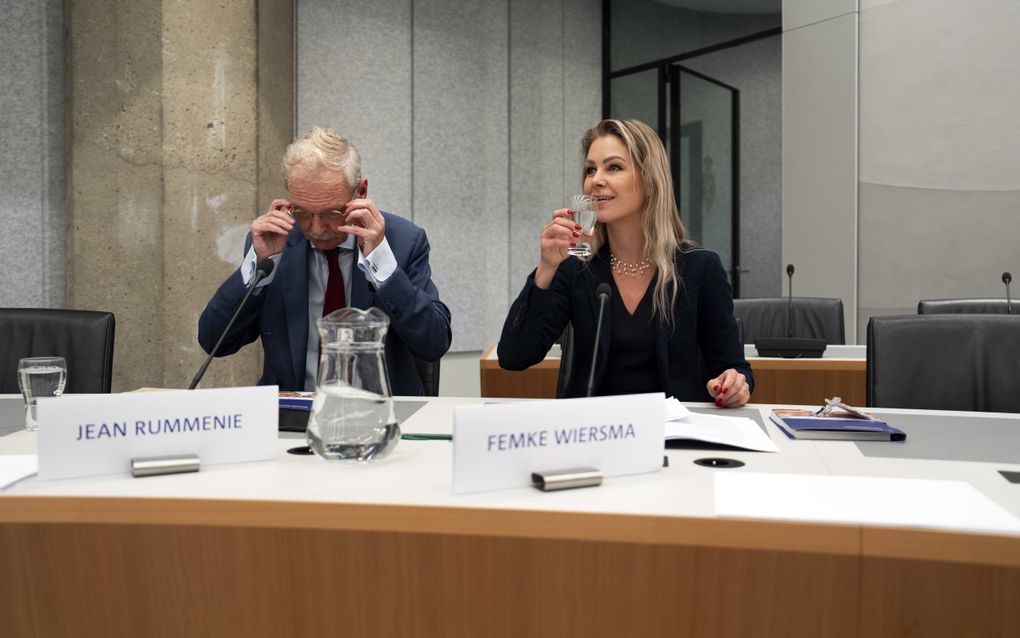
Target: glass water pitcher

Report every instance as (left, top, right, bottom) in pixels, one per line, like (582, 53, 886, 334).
(307, 307, 400, 461)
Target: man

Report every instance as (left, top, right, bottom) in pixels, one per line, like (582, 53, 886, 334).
(199, 128, 451, 394)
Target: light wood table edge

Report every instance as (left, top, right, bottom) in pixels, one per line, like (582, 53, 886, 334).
(5, 497, 1019, 566)
(861, 526, 1020, 567)
(0, 496, 860, 555)
(479, 344, 560, 370)
(748, 358, 866, 371)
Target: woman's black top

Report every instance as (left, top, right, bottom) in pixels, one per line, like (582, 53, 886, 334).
(599, 281, 662, 395)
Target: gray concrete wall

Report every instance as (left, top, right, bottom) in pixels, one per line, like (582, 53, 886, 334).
(297, 0, 602, 352)
(0, 0, 64, 309)
(60, 0, 293, 391)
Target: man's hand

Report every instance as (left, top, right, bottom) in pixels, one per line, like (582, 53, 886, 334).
(252, 199, 295, 260)
(340, 198, 385, 257)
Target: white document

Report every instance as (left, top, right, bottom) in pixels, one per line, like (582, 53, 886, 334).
(0, 455, 38, 490)
(715, 472, 1020, 534)
(36, 386, 279, 480)
(453, 393, 665, 494)
(664, 398, 692, 421)
(665, 407, 779, 453)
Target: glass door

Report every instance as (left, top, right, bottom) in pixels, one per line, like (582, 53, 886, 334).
(670, 65, 740, 296)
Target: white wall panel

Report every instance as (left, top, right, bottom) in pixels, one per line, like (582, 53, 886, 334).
(857, 0, 1020, 337)
(782, 12, 858, 341)
(783, 0, 856, 30)
(859, 0, 1020, 191)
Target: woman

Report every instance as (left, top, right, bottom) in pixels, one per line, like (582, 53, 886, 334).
(497, 119, 752, 407)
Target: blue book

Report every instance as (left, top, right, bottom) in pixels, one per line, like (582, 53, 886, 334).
(769, 409, 906, 441)
(278, 392, 314, 411)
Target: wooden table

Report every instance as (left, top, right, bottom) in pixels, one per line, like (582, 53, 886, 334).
(480, 345, 866, 404)
(2, 397, 1019, 637)
(749, 356, 866, 405)
(480, 345, 561, 398)
(3, 496, 1018, 637)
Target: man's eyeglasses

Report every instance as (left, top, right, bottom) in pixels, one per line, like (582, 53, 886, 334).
(290, 208, 345, 224)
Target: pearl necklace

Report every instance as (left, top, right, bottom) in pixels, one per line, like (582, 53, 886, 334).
(610, 253, 652, 277)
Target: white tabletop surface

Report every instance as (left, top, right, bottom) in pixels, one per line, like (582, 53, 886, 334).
(2, 394, 1019, 535)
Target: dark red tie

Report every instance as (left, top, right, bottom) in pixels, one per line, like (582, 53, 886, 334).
(322, 247, 346, 316)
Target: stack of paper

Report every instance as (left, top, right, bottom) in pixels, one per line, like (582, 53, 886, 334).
(664, 398, 779, 453)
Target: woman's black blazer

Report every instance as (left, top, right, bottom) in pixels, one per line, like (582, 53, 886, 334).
(497, 243, 752, 401)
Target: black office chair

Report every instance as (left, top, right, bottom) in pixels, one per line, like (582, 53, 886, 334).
(917, 299, 1012, 314)
(866, 314, 1020, 413)
(733, 297, 845, 344)
(413, 357, 441, 397)
(0, 308, 116, 394)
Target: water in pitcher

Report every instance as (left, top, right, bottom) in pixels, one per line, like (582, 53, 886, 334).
(306, 384, 401, 461)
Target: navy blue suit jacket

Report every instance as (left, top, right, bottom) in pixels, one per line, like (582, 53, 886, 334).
(198, 212, 451, 395)
(497, 244, 751, 401)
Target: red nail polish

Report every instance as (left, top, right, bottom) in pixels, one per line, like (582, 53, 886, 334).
(715, 397, 723, 406)
(569, 242, 576, 247)
(572, 232, 579, 237)
(567, 209, 574, 215)
(574, 224, 582, 230)
(722, 387, 728, 394)
(713, 384, 720, 393)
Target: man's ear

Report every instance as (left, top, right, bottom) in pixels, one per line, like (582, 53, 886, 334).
(357, 178, 368, 198)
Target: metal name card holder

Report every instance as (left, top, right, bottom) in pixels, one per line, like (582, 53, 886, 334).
(131, 454, 201, 478)
(531, 467, 603, 492)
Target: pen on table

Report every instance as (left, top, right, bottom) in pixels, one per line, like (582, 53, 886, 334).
(401, 433, 453, 441)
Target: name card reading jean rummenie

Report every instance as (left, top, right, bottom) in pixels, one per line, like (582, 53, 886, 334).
(36, 386, 279, 480)
(452, 393, 665, 494)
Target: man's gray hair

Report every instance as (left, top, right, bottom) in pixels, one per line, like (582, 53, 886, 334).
(282, 127, 362, 188)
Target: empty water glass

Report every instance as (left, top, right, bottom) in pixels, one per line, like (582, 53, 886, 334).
(18, 357, 66, 431)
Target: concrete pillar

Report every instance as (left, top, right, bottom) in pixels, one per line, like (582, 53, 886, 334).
(66, 0, 292, 391)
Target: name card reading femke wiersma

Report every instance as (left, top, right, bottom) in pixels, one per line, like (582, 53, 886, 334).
(452, 393, 665, 494)
(35, 387, 278, 480)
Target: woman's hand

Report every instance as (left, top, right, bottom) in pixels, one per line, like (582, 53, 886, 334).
(534, 208, 586, 288)
(707, 369, 751, 408)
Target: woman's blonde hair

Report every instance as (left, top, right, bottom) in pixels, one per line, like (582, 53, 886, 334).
(582, 119, 687, 324)
(282, 127, 362, 188)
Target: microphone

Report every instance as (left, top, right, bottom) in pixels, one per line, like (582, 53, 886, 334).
(753, 263, 826, 358)
(1003, 272, 1013, 315)
(586, 283, 612, 397)
(189, 257, 276, 389)
(786, 264, 795, 338)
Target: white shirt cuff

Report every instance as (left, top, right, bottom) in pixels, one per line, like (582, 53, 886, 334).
(239, 246, 281, 287)
(357, 237, 397, 287)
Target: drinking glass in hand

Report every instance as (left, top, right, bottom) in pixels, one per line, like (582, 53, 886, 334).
(566, 194, 598, 258)
(18, 357, 66, 431)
